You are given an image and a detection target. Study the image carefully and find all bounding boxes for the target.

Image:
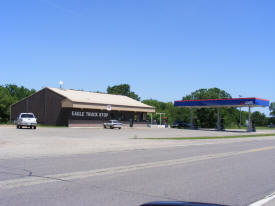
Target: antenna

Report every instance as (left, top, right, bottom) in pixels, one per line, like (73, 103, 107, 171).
(59, 81, 63, 89)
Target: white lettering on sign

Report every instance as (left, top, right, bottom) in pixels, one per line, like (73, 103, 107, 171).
(85, 112, 98, 117)
(98, 113, 108, 118)
(245, 101, 254, 105)
(71, 111, 109, 118)
(72, 111, 85, 117)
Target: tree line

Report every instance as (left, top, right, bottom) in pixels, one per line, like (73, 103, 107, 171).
(0, 85, 36, 123)
(106, 84, 275, 127)
(0, 83, 274, 128)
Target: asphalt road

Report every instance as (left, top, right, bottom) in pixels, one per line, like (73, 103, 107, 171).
(0, 137, 275, 206)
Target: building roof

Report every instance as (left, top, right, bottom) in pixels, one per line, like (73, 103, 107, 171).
(48, 87, 155, 112)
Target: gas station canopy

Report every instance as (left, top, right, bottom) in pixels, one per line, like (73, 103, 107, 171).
(174, 98, 269, 108)
(174, 97, 270, 132)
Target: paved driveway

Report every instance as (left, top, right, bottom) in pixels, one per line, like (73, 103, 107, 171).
(0, 127, 275, 159)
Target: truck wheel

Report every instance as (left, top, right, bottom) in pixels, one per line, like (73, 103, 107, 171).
(33, 126, 36, 129)
(119, 127, 121, 130)
(16, 125, 19, 129)
(30, 126, 32, 129)
(104, 125, 106, 128)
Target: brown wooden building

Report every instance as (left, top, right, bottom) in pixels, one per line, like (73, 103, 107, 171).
(10, 87, 155, 127)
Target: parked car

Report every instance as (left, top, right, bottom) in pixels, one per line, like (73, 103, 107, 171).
(268, 123, 275, 128)
(171, 121, 191, 129)
(16, 113, 37, 129)
(103, 120, 122, 129)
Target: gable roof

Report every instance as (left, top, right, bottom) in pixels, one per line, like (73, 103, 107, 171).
(48, 87, 155, 112)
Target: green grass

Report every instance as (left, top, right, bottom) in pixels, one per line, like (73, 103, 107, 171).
(0, 124, 66, 128)
(255, 126, 275, 130)
(0, 123, 66, 128)
(37, 124, 66, 128)
(216, 126, 275, 130)
(0, 122, 13, 125)
(142, 133, 275, 140)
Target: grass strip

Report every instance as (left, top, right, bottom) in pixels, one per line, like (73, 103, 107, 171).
(37, 124, 66, 128)
(225, 126, 275, 130)
(142, 133, 275, 140)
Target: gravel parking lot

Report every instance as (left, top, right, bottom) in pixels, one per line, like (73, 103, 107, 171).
(0, 127, 275, 160)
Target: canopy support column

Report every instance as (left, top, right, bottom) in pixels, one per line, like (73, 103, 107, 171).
(217, 108, 221, 131)
(247, 106, 252, 132)
(190, 108, 193, 128)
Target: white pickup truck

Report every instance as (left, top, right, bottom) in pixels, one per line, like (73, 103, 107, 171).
(16, 113, 37, 129)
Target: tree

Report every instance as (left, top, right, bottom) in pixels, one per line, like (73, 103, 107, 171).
(143, 88, 245, 127)
(142, 99, 167, 111)
(252, 111, 268, 126)
(183, 88, 232, 100)
(0, 84, 36, 123)
(270, 102, 275, 117)
(182, 88, 239, 128)
(268, 117, 275, 125)
(5, 84, 36, 100)
(142, 99, 168, 124)
(142, 99, 190, 124)
(0, 87, 15, 122)
(107, 84, 140, 100)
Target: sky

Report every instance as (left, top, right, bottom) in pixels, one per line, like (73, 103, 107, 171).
(0, 0, 274, 115)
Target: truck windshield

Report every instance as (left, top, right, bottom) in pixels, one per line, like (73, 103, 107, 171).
(21, 114, 34, 118)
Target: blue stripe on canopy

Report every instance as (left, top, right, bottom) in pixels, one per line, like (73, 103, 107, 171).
(174, 98, 269, 108)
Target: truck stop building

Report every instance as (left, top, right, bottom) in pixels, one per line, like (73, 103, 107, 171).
(10, 87, 155, 127)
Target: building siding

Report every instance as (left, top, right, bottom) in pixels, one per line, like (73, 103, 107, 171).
(10, 88, 66, 126)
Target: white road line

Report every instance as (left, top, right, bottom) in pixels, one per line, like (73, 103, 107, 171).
(0, 146, 274, 190)
(248, 192, 275, 206)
